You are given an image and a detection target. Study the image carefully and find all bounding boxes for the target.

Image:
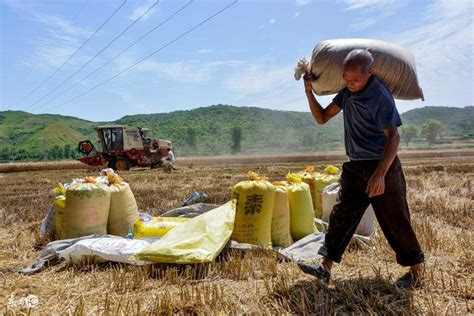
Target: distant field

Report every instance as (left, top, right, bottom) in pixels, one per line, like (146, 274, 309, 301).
(1, 148, 473, 173)
(0, 155, 472, 314)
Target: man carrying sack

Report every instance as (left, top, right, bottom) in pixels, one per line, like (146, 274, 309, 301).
(299, 49, 424, 289)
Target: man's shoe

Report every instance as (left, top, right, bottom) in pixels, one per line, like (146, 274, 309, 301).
(297, 262, 331, 282)
(395, 272, 423, 290)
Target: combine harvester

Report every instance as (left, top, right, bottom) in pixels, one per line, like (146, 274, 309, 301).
(78, 126, 172, 170)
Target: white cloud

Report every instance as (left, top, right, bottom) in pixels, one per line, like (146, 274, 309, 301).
(105, 86, 155, 114)
(128, 0, 159, 21)
(350, 18, 376, 30)
(344, 0, 404, 30)
(3, 1, 92, 71)
(269, 18, 276, 24)
(197, 49, 214, 54)
(296, 0, 311, 6)
(222, 61, 334, 111)
(344, 0, 395, 11)
(223, 63, 292, 95)
(294, 12, 300, 18)
(128, 59, 243, 84)
(390, 0, 474, 107)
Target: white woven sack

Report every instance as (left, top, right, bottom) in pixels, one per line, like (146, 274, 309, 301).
(309, 38, 424, 100)
(322, 182, 375, 237)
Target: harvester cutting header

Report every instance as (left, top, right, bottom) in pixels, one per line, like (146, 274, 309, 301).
(78, 126, 172, 170)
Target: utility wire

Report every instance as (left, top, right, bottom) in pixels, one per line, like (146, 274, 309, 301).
(23, 0, 161, 111)
(43, 0, 238, 114)
(36, 0, 193, 111)
(13, 0, 127, 108)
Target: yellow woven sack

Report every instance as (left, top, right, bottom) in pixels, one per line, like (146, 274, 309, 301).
(271, 184, 293, 247)
(131, 201, 235, 264)
(132, 216, 190, 238)
(53, 196, 66, 239)
(286, 173, 316, 241)
(52, 183, 67, 239)
(313, 165, 340, 218)
(108, 182, 139, 237)
(298, 166, 317, 216)
(231, 172, 275, 247)
(59, 182, 110, 239)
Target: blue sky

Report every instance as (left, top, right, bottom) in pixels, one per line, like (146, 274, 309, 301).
(1, 0, 473, 121)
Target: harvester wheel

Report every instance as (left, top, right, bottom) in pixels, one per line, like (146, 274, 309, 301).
(108, 156, 130, 171)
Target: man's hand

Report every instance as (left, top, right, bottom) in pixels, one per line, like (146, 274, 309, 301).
(366, 171, 385, 197)
(303, 72, 313, 93)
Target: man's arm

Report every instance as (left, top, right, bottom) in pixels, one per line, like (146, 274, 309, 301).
(366, 126, 400, 197)
(304, 73, 341, 124)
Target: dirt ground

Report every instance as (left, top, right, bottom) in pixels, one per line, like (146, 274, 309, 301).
(0, 154, 472, 314)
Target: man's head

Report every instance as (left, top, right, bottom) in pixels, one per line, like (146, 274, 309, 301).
(342, 49, 374, 93)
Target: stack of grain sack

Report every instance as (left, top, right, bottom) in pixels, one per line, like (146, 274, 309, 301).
(52, 169, 139, 239)
(230, 167, 376, 248)
(298, 165, 375, 237)
(231, 171, 317, 248)
(297, 165, 340, 219)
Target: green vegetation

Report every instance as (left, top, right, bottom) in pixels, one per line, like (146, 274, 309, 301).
(402, 106, 474, 137)
(0, 111, 98, 162)
(231, 126, 242, 154)
(400, 124, 418, 147)
(421, 119, 446, 147)
(0, 105, 472, 162)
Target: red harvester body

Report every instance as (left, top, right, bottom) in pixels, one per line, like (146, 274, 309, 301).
(78, 125, 172, 170)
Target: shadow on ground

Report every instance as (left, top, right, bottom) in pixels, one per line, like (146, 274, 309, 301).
(273, 275, 417, 314)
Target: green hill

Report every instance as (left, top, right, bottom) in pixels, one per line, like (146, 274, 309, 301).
(0, 105, 472, 162)
(402, 106, 474, 136)
(115, 105, 344, 156)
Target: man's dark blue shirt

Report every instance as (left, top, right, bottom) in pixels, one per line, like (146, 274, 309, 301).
(333, 76, 402, 161)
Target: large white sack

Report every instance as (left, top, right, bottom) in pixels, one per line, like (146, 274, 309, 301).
(322, 182, 375, 237)
(309, 38, 424, 100)
(58, 236, 153, 265)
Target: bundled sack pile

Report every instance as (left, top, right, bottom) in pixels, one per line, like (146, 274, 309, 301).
(230, 171, 318, 248)
(51, 169, 139, 239)
(294, 38, 424, 101)
(230, 166, 376, 248)
(32, 165, 375, 268)
(229, 170, 332, 248)
(297, 165, 340, 218)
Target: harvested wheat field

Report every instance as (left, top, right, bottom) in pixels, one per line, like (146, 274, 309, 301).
(0, 155, 473, 314)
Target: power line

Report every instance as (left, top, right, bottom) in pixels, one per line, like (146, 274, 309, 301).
(13, 0, 127, 108)
(36, 0, 193, 111)
(23, 0, 161, 112)
(42, 0, 239, 114)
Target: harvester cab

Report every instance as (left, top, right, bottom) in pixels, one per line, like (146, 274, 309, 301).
(78, 125, 172, 171)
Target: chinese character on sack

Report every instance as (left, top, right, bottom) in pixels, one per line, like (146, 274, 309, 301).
(244, 194, 263, 215)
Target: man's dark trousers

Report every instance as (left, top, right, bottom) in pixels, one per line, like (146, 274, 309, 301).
(318, 157, 424, 266)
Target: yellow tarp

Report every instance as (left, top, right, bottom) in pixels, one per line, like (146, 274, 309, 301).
(131, 201, 236, 264)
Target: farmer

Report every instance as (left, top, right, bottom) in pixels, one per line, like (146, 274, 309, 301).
(299, 49, 424, 289)
(166, 147, 177, 170)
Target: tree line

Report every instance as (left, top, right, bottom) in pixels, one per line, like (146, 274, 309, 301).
(0, 119, 453, 163)
(0, 144, 78, 162)
(400, 119, 446, 147)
